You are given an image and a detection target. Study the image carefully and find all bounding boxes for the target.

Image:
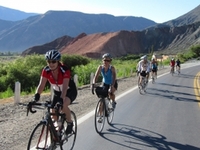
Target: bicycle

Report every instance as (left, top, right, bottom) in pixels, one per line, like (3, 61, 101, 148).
(94, 86, 115, 134)
(26, 100, 77, 150)
(138, 75, 148, 94)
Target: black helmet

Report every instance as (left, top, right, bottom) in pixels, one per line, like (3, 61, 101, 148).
(102, 53, 112, 60)
(45, 50, 61, 61)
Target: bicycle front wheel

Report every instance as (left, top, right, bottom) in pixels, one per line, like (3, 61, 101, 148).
(27, 122, 55, 150)
(94, 99, 105, 134)
(62, 111, 77, 150)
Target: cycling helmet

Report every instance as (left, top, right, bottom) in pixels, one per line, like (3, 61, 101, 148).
(141, 55, 147, 60)
(102, 53, 112, 60)
(45, 50, 61, 61)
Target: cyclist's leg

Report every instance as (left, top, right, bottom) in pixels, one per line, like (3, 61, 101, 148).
(155, 68, 157, 78)
(109, 87, 117, 108)
(65, 89, 77, 134)
(146, 72, 149, 83)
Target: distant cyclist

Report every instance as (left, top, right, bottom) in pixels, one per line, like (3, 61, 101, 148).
(170, 58, 175, 73)
(151, 58, 158, 79)
(176, 59, 181, 73)
(137, 55, 150, 86)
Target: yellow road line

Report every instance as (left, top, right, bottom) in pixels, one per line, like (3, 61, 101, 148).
(194, 72, 200, 107)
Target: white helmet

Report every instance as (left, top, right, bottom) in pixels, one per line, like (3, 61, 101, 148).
(141, 55, 147, 60)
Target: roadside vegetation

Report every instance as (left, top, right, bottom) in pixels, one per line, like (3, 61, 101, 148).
(0, 44, 200, 99)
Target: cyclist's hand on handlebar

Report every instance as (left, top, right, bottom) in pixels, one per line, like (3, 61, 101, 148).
(34, 93, 40, 102)
(91, 84, 95, 95)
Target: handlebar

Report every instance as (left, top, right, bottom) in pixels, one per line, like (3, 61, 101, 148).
(26, 101, 62, 116)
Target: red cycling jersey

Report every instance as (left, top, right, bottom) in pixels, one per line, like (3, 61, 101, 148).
(170, 60, 175, 67)
(41, 64, 70, 91)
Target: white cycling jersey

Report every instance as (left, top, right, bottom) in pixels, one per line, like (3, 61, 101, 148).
(137, 60, 150, 72)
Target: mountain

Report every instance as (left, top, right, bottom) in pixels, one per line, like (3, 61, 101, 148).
(0, 9, 156, 52)
(0, 5, 39, 21)
(22, 4, 200, 58)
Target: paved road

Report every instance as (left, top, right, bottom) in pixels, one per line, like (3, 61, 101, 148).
(62, 63, 200, 150)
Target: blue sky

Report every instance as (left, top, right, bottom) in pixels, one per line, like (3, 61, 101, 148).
(0, 0, 199, 23)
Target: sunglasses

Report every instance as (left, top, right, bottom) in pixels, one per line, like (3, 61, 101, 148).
(103, 59, 111, 62)
(47, 60, 57, 64)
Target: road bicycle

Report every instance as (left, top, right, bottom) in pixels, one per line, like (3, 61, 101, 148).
(26, 100, 77, 150)
(138, 75, 148, 94)
(94, 86, 115, 134)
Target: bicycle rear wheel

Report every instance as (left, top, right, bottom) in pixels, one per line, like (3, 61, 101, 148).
(27, 122, 55, 150)
(94, 99, 105, 134)
(62, 111, 77, 150)
(107, 103, 114, 125)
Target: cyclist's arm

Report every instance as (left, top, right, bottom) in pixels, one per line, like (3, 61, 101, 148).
(111, 66, 116, 86)
(61, 78, 69, 100)
(137, 61, 141, 72)
(92, 65, 101, 84)
(35, 76, 48, 94)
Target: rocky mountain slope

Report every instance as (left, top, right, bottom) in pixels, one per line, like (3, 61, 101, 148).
(0, 9, 156, 52)
(21, 4, 200, 58)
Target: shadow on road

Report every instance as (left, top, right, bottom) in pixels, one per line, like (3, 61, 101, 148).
(145, 87, 198, 103)
(156, 82, 197, 90)
(99, 123, 199, 150)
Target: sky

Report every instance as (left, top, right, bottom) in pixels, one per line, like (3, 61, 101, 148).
(0, 0, 200, 23)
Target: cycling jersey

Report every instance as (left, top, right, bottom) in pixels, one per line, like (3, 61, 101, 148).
(101, 65, 112, 85)
(170, 60, 175, 67)
(41, 64, 70, 92)
(176, 60, 180, 66)
(137, 60, 150, 73)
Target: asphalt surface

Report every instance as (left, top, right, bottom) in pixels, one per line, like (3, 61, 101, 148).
(65, 64, 200, 150)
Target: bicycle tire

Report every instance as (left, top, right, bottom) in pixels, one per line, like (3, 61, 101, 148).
(94, 99, 105, 134)
(107, 103, 114, 125)
(62, 111, 77, 150)
(27, 122, 55, 150)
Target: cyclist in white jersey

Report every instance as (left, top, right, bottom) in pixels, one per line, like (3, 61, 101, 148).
(137, 55, 150, 86)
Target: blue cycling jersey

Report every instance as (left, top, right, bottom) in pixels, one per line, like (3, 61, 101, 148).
(101, 65, 112, 85)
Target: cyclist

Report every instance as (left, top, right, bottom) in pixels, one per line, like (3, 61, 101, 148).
(151, 58, 158, 79)
(176, 58, 181, 73)
(92, 53, 118, 109)
(137, 55, 150, 87)
(33, 49, 77, 134)
(170, 58, 175, 73)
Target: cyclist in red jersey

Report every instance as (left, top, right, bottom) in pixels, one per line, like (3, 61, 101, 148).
(170, 58, 175, 73)
(33, 50, 77, 134)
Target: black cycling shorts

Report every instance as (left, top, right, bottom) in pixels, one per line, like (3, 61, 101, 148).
(140, 71, 148, 77)
(151, 68, 157, 72)
(52, 88, 77, 107)
(103, 80, 118, 90)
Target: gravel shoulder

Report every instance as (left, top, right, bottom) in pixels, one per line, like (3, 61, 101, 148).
(0, 66, 174, 150)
